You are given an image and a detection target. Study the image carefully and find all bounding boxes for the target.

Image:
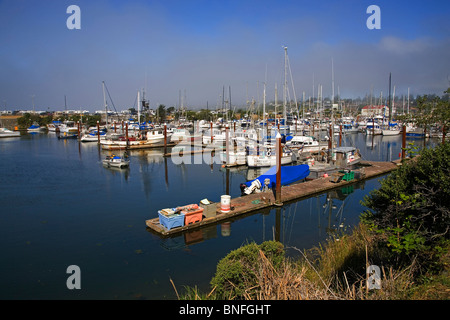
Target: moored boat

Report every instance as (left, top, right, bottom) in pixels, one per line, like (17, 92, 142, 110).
(102, 152, 130, 168)
(240, 164, 310, 195)
(0, 127, 20, 138)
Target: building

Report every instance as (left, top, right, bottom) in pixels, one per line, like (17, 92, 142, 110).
(361, 105, 389, 117)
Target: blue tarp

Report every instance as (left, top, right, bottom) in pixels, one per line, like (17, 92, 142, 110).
(245, 164, 310, 189)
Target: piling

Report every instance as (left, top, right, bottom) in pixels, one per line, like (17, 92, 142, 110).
(97, 121, 100, 144)
(275, 132, 282, 205)
(164, 124, 167, 155)
(225, 126, 230, 166)
(402, 125, 406, 160)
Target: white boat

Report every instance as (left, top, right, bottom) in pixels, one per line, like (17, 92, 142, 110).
(365, 122, 382, 135)
(0, 127, 20, 138)
(219, 137, 247, 166)
(47, 121, 61, 132)
(102, 153, 130, 168)
(382, 127, 401, 136)
(202, 129, 226, 145)
(101, 130, 169, 150)
(285, 135, 325, 153)
(27, 122, 44, 132)
(333, 146, 361, 168)
(59, 121, 78, 134)
(170, 128, 191, 143)
(80, 130, 107, 142)
(246, 145, 294, 167)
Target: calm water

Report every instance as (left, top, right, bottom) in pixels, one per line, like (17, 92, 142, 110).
(0, 131, 437, 299)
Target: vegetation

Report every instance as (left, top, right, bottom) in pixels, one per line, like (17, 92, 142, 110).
(175, 142, 450, 300)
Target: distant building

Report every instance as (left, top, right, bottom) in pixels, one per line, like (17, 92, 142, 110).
(361, 105, 389, 117)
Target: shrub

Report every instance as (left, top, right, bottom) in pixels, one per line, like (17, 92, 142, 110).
(209, 240, 284, 299)
(361, 143, 450, 267)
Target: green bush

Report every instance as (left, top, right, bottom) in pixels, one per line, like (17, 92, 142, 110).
(361, 143, 450, 266)
(209, 241, 284, 299)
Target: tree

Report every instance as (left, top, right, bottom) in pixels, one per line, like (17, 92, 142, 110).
(157, 104, 166, 123)
(361, 143, 450, 264)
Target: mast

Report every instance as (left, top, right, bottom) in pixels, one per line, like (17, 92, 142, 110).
(388, 72, 392, 123)
(283, 46, 288, 135)
(137, 90, 140, 129)
(331, 58, 335, 105)
(102, 81, 108, 128)
(263, 81, 266, 137)
(274, 83, 278, 126)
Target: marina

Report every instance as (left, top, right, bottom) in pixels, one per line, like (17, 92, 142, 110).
(1, 1, 449, 301)
(0, 120, 443, 300)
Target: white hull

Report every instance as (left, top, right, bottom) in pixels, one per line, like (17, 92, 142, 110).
(246, 154, 293, 167)
(80, 134, 106, 142)
(0, 128, 20, 137)
(220, 151, 247, 166)
(382, 129, 400, 136)
(102, 159, 130, 168)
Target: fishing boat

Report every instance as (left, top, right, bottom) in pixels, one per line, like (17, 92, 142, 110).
(0, 127, 20, 138)
(240, 164, 310, 195)
(59, 121, 78, 134)
(306, 146, 361, 179)
(102, 153, 130, 169)
(333, 146, 361, 167)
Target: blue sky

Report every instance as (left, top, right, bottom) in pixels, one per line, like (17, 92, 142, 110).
(1, 0, 449, 111)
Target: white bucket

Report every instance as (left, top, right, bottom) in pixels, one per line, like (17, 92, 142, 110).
(221, 195, 231, 213)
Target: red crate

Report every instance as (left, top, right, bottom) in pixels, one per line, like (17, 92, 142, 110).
(182, 207, 203, 225)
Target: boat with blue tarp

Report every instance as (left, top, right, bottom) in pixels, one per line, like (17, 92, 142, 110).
(241, 164, 310, 195)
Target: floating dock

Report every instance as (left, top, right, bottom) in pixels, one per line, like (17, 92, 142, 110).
(145, 159, 402, 237)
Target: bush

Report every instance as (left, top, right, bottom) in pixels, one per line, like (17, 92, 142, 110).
(209, 241, 284, 299)
(361, 143, 450, 267)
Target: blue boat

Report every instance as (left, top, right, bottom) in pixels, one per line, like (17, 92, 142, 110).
(241, 164, 310, 195)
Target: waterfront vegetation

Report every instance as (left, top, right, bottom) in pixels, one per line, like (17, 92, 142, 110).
(177, 142, 450, 300)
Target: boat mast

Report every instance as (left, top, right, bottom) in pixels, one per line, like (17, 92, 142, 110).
(274, 83, 278, 127)
(388, 72, 392, 124)
(263, 81, 266, 139)
(283, 46, 288, 135)
(102, 81, 108, 128)
(137, 90, 140, 130)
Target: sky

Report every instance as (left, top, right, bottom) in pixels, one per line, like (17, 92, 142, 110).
(0, 0, 449, 112)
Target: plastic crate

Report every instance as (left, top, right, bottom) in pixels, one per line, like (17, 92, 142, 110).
(182, 207, 204, 225)
(158, 211, 185, 230)
(339, 170, 355, 181)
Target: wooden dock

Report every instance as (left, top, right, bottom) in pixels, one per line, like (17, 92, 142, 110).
(145, 159, 402, 237)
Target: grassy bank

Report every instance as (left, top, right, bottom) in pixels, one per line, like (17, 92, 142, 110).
(175, 225, 449, 300)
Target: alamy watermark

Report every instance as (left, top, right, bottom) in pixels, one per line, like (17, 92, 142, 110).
(66, 265, 81, 289)
(366, 5, 381, 30)
(367, 265, 381, 290)
(66, 5, 81, 30)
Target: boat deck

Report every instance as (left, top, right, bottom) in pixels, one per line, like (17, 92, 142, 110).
(145, 159, 402, 237)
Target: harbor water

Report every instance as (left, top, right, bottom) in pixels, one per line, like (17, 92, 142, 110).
(0, 131, 439, 299)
